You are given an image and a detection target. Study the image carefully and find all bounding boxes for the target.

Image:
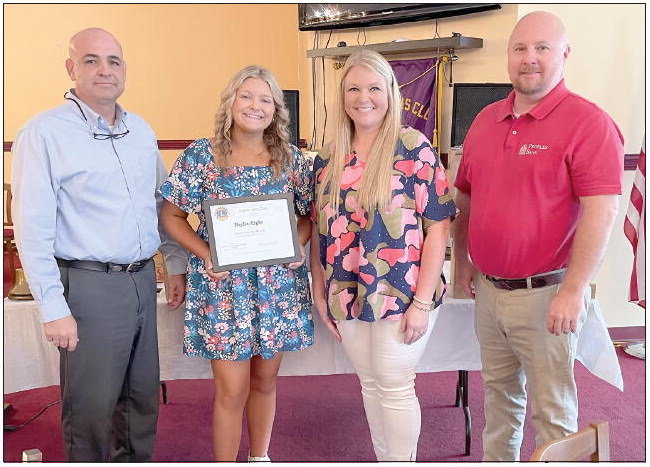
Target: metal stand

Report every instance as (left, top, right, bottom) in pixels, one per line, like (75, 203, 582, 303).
(454, 370, 471, 455)
(160, 381, 168, 404)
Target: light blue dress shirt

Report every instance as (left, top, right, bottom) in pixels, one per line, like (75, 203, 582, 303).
(11, 90, 187, 323)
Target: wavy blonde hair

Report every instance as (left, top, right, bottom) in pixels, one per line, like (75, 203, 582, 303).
(317, 49, 402, 212)
(210, 65, 292, 177)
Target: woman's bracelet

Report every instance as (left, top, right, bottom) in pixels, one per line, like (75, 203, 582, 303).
(412, 296, 433, 307)
(410, 301, 431, 312)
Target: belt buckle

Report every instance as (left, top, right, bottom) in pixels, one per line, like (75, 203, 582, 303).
(531, 277, 547, 288)
(126, 262, 139, 273)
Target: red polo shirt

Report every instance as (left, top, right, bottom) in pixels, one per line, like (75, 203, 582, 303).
(454, 80, 624, 278)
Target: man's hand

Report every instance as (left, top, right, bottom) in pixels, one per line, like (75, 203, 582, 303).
(452, 190, 476, 299)
(546, 195, 617, 335)
(166, 273, 186, 309)
(456, 259, 477, 299)
(43, 315, 78, 351)
(547, 289, 584, 335)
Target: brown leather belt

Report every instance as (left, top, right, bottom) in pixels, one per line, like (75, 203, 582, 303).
(484, 270, 566, 291)
(56, 257, 153, 273)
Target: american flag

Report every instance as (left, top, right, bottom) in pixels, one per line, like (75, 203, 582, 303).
(623, 138, 646, 308)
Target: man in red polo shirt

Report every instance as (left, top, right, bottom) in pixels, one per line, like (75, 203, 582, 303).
(453, 11, 623, 461)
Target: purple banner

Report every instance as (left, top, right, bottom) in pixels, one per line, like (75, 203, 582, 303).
(390, 57, 438, 142)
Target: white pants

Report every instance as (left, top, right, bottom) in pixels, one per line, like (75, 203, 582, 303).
(337, 313, 436, 462)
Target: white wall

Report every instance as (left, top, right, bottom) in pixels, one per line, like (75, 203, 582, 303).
(598, 172, 645, 327)
(518, 5, 646, 327)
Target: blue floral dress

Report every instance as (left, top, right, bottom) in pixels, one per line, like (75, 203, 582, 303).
(160, 138, 313, 360)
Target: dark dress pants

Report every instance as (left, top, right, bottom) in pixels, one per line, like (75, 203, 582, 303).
(58, 262, 159, 462)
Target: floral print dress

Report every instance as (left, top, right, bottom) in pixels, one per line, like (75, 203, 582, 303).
(161, 138, 313, 360)
(313, 127, 457, 322)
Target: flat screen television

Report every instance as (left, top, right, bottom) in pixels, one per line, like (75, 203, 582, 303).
(298, 3, 502, 31)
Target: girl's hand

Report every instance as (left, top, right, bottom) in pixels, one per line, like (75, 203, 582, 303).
(286, 244, 307, 270)
(203, 257, 229, 281)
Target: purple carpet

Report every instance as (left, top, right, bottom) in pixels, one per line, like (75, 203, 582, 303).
(3, 345, 645, 462)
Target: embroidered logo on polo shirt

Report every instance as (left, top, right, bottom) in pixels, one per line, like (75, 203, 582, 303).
(518, 143, 549, 156)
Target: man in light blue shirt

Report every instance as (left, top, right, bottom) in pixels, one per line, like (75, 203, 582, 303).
(11, 27, 187, 462)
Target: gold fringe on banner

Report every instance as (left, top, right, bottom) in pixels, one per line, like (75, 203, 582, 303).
(432, 55, 450, 155)
(397, 64, 437, 90)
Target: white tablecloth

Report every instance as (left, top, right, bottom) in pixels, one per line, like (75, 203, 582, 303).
(3, 291, 622, 394)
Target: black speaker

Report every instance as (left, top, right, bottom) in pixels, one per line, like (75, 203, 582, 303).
(451, 83, 513, 147)
(283, 90, 299, 147)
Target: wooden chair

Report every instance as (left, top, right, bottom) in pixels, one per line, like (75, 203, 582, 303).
(3, 182, 17, 283)
(530, 421, 610, 462)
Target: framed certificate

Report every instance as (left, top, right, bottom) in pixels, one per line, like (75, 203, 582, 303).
(203, 193, 302, 272)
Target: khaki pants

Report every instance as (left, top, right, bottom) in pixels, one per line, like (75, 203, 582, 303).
(474, 273, 589, 461)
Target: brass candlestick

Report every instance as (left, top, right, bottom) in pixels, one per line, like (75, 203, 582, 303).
(8, 268, 33, 300)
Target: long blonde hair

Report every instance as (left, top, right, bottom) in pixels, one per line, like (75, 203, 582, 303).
(317, 50, 402, 212)
(210, 65, 292, 177)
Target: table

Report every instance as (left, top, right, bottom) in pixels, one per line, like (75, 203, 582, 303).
(3, 291, 482, 393)
(3, 290, 481, 454)
(3, 290, 622, 456)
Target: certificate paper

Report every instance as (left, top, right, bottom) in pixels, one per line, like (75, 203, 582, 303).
(203, 193, 301, 272)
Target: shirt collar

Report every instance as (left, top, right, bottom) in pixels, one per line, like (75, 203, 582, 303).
(495, 80, 570, 122)
(496, 91, 517, 122)
(64, 89, 127, 131)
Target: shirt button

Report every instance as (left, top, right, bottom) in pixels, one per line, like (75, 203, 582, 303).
(512, 130, 517, 135)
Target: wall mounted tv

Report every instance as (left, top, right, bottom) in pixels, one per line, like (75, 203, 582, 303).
(298, 3, 502, 31)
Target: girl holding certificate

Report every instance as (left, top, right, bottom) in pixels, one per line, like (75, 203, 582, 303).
(160, 66, 313, 462)
(310, 50, 456, 461)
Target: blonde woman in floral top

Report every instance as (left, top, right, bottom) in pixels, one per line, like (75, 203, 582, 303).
(311, 50, 456, 461)
(161, 66, 313, 462)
